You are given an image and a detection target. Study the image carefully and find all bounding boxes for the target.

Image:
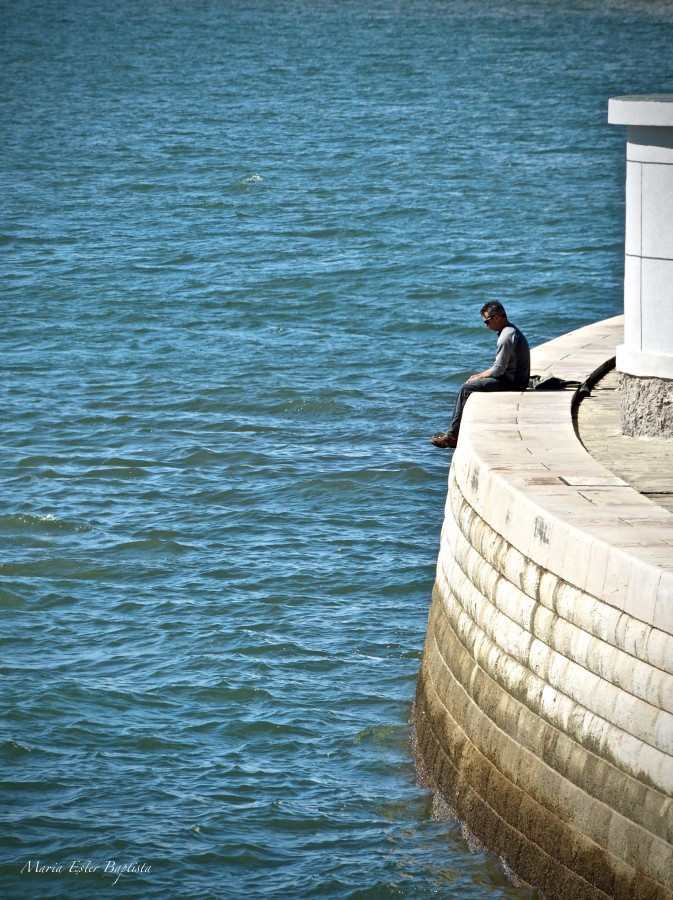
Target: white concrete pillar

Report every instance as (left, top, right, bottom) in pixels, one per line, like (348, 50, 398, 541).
(608, 94, 673, 437)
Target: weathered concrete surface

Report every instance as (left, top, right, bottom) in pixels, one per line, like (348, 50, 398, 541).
(415, 316, 673, 899)
(619, 372, 673, 438)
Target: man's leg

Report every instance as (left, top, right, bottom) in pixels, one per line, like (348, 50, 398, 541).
(445, 376, 507, 437)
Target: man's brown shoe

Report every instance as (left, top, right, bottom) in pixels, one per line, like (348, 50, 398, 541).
(430, 432, 457, 449)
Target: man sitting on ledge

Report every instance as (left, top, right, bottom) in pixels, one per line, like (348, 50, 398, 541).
(431, 301, 530, 449)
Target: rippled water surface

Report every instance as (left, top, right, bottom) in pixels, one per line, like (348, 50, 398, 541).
(2, 0, 673, 897)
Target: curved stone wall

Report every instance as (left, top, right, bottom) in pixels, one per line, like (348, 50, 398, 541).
(414, 316, 673, 900)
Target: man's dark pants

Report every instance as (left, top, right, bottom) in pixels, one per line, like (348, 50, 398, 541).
(447, 376, 528, 438)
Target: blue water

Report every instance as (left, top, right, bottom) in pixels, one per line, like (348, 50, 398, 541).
(2, 0, 672, 897)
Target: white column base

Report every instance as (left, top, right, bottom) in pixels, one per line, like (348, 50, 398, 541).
(616, 343, 673, 380)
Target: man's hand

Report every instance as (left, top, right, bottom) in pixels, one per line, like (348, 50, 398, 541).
(467, 370, 491, 382)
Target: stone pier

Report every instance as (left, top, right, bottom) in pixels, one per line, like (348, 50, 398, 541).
(414, 316, 673, 899)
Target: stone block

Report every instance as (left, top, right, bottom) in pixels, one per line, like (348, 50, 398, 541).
(585, 538, 610, 601)
(641, 257, 673, 353)
(624, 560, 660, 624)
(645, 626, 673, 675)
(654, 580, 673, 634)
(561, 526, 595, 592)
(601, 550, 632, 611)
(625, 160, 642, 257)
(623, 255, 643, 350)
(642, 163, 673, 262)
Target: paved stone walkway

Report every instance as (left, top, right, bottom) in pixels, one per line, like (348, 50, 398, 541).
(577, 368, 673, 514)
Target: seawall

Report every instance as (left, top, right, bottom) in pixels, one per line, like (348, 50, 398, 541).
(414, 315, 673, 899)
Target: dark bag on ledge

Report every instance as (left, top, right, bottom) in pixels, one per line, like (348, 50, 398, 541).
(529, 374, 589, 395)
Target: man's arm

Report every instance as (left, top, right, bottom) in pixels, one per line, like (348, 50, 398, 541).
(466, 328, 517, 381)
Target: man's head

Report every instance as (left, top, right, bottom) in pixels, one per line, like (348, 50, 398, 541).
(480, 301, 508, 331)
